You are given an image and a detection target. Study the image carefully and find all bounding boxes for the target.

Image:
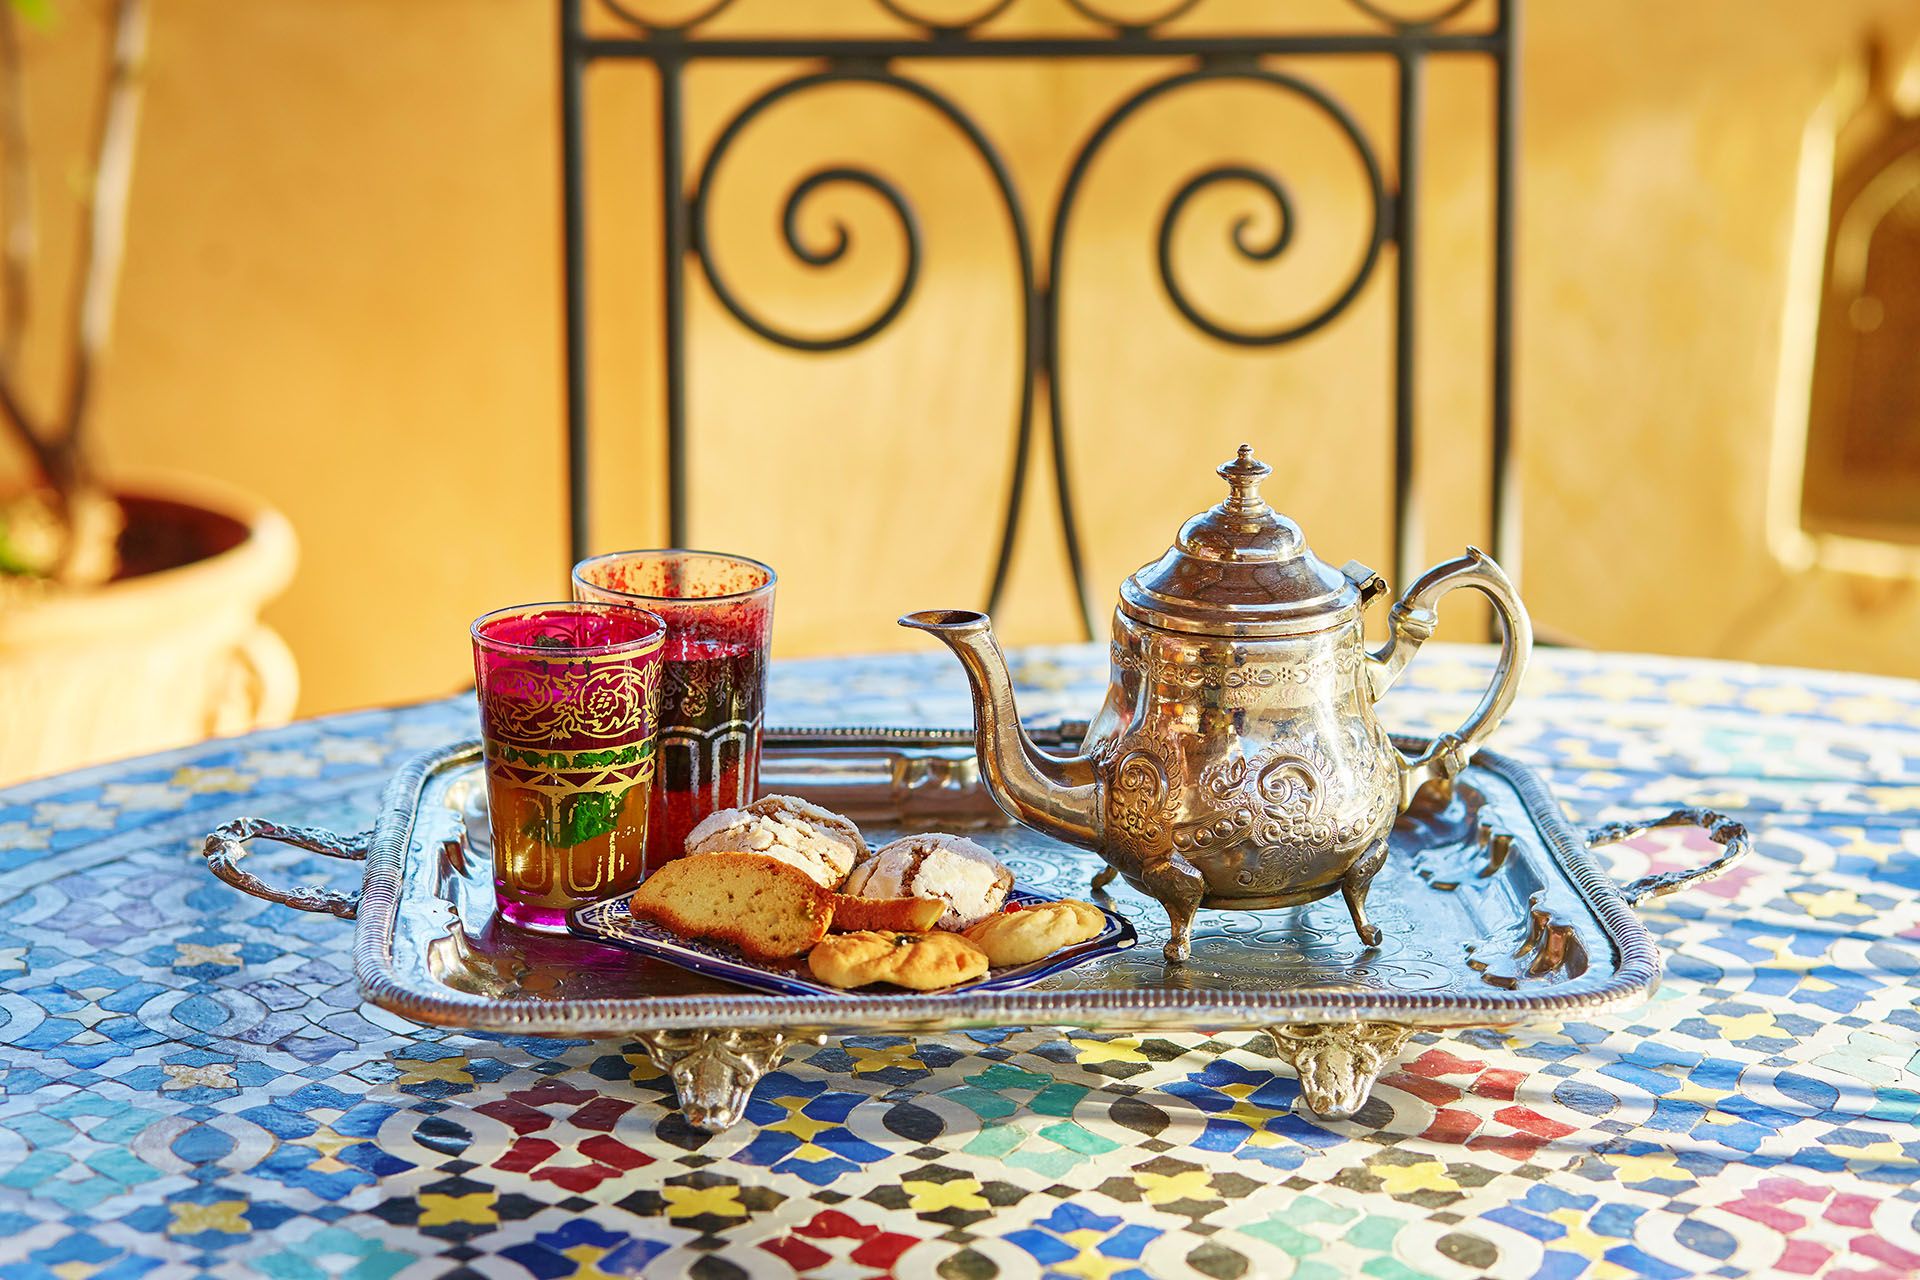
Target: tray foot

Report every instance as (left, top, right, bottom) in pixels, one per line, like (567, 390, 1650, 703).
(632, 1028, 809, 1132)
(1263, 1022, 1413, 1120)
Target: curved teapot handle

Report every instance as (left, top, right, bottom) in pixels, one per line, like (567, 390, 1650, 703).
(1368, 547, 1533, 805)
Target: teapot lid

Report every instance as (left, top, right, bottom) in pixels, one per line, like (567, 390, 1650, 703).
(1119, 444, 1378, 637)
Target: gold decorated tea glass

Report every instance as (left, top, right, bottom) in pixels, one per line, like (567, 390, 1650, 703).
(470, 601, 666, 930)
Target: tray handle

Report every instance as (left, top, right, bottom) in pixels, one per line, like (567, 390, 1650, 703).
(202, 817, 371, 920)
(1586, 807, 1751, 908)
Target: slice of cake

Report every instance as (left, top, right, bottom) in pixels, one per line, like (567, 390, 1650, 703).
(828, 894, 944, 933)
(630, 852, 833, 962)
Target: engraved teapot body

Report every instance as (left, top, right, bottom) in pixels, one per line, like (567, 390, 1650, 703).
(905, 445, 1532, 962)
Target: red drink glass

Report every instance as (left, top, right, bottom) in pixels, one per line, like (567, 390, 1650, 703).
(572, 549, 775, 871)
(470, 601, 667, 930)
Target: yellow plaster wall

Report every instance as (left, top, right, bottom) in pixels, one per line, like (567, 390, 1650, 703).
(6, 0, 1918, 718)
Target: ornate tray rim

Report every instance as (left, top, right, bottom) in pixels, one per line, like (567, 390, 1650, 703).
(341, 740, 1660, 1035)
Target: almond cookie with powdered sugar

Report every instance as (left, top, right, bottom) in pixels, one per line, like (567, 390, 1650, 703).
(684, 794, 865, 889)
(841, 833, 1013, 930)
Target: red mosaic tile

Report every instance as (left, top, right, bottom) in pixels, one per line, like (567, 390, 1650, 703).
(1489, 1105, 1576, 1138)
(1824, 1192, 1876, 1229)
(1854, 1234, 1920, 1272)
(1402, 1049, 1487, 1078)
(1418, 1108, 1481, 1145)
(1774, 1238, 1831, 1275)
(1473, 1068, 1525, 1101)
(761, 1209, 921, 1275)
(1381, 1071, 1462, 1107)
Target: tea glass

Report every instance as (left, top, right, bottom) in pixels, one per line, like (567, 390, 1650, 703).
(571, 549, 776, 871)
(471, 601, 667, 930)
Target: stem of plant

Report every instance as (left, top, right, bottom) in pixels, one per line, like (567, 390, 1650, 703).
(59, 0, 147, 481)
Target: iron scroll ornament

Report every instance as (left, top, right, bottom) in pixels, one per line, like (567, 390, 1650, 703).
(698, 161, 923, 353)
(1054, 65, 1390, 351)
(1046, 63, 1389, 626)
(687, 65, 1042, 621)
(597, 0, 739, 35)
(689, 68, 1044, 353)
(1060, 0, 1206, 29)
(872, 0, 1019, 33)
(691, 62, 1391, 635)
(1345, 0, 1481, 31)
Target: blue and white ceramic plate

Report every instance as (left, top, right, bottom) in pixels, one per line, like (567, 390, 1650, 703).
(568, 888, 1137, 997)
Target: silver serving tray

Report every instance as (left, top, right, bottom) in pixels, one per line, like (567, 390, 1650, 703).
(204, 730, 1747, 1130)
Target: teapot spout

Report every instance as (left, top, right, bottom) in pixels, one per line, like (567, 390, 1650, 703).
(900, 610, 1098, 848)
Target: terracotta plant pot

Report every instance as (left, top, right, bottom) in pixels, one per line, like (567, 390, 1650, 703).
(0, 475, 298, 785)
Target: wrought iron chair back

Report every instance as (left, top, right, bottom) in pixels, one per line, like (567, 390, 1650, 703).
(560, 0, 1519, 639)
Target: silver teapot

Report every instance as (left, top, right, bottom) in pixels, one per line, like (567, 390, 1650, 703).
(903, 444, 1532, 962)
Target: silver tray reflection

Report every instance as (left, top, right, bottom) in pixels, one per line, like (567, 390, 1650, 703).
(204, 731, 1746, 1129)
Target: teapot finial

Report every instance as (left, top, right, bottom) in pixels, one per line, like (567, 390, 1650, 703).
(1219, 444, 1272, 515)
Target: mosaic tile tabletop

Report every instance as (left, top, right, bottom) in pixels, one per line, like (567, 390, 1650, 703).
(2, 644, 1917, 1279)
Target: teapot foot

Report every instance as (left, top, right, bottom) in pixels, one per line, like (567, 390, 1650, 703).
(1156, 885, 1198, 962)
(1341, 838, 1390, 948)
(1138, 858, 1206, 964)
(1090, 865, 1119, 893)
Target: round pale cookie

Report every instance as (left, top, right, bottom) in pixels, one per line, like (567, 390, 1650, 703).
(842, 833, 1012, 929)
(807, 930, 990, 991)
(961, 900, 1107, 967)
(684, 794, 865, 888)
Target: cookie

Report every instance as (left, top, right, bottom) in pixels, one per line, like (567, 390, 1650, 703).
(828, 894, 945, 933)
(961, 900, 1107, 967)
(807, 930, 990, 991)
(842, 833, 1013, 929)
(684, 794, 865, 889)
(630, 852, 833, 962)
